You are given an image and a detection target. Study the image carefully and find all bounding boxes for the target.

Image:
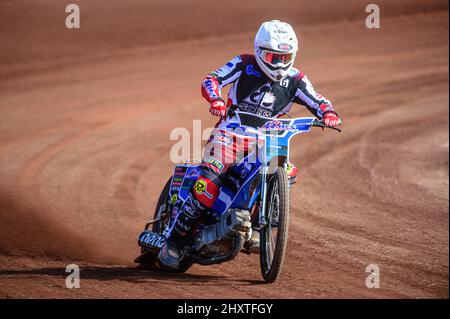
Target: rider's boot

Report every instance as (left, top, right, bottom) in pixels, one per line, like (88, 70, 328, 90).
(158, 241, 183, 270)
(158, 195, 208, 269)
(244, 228, 260, 253)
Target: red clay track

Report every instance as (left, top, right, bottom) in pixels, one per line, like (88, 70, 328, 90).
(0, 1, 448, 298)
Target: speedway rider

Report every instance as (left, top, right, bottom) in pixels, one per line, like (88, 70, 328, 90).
(159, 20, 341, 269)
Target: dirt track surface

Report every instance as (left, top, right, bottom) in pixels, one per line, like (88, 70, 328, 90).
(0, 1, 448, 298)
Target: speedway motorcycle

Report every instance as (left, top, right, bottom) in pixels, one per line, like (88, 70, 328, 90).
(134, 107, 341, 283)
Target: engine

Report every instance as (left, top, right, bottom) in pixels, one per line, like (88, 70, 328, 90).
(194, 209, 252, 258)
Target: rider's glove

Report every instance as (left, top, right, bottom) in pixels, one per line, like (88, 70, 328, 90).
(209, 98, 227, 117)
(323, 111, 341, 127)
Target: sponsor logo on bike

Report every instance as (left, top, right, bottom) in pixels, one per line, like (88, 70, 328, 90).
(175, 166, 186, 173)
(181, 179, 196, 190)
(173, 167, 186, 186)
(184, 167, 200, 179)
(228, 175, 241, 190)
(171, 205, 179, 219)
(262, 120, 297, 132)
(240, 162, 253, 178)
(172, 176, 183, 186)
(183, 198, 202, 219)
(139, 232, 165, 248)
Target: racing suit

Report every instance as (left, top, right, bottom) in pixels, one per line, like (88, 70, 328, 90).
(167, 54, 338, 249)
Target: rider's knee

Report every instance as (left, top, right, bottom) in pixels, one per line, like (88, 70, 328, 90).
(192, 173, 221, 209)
(286, 161, 299, 184)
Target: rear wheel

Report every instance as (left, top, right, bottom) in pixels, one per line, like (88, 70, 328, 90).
(151, 178, 172, 233)
(260, 167, 290, 283)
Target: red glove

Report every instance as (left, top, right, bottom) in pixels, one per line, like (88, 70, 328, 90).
(209, 99, 227, 117)
(323, 111, 341, 127)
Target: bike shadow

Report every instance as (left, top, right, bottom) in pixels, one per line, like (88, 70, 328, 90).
(0, 265, 265, 285)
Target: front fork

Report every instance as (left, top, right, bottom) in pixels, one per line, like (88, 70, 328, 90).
(258, 138, 288, 228)
(258, 137, 268, 228)
(258, 171, 269, 228)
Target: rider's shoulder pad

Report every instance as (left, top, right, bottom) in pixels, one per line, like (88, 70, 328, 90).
(288, 67, 304, 79)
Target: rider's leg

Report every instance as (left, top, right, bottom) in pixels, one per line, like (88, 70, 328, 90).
(158, 168, 223, 269)
(159, 128, 231, 269)
(170, 168, 222, 245)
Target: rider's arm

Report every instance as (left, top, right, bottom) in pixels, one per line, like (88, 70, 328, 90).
(293, 73, 337, 119)
(201, 56, 244, 103)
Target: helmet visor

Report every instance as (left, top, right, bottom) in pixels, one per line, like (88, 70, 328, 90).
(263, 51, 293, 64)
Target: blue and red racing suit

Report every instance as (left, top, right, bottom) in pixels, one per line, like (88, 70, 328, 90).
(167, 54, 338, 247)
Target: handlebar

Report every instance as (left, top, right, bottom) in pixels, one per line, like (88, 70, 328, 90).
(311, 119, 342, 133)
(227, 105, 342, 133)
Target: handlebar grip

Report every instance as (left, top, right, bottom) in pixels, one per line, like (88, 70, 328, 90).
(312, 119, 342, 132)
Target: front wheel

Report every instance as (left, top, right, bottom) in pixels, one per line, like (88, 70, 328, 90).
(260, 167, 290, 283)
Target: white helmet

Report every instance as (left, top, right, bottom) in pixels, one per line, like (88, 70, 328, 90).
(254, 20, 299, 82)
